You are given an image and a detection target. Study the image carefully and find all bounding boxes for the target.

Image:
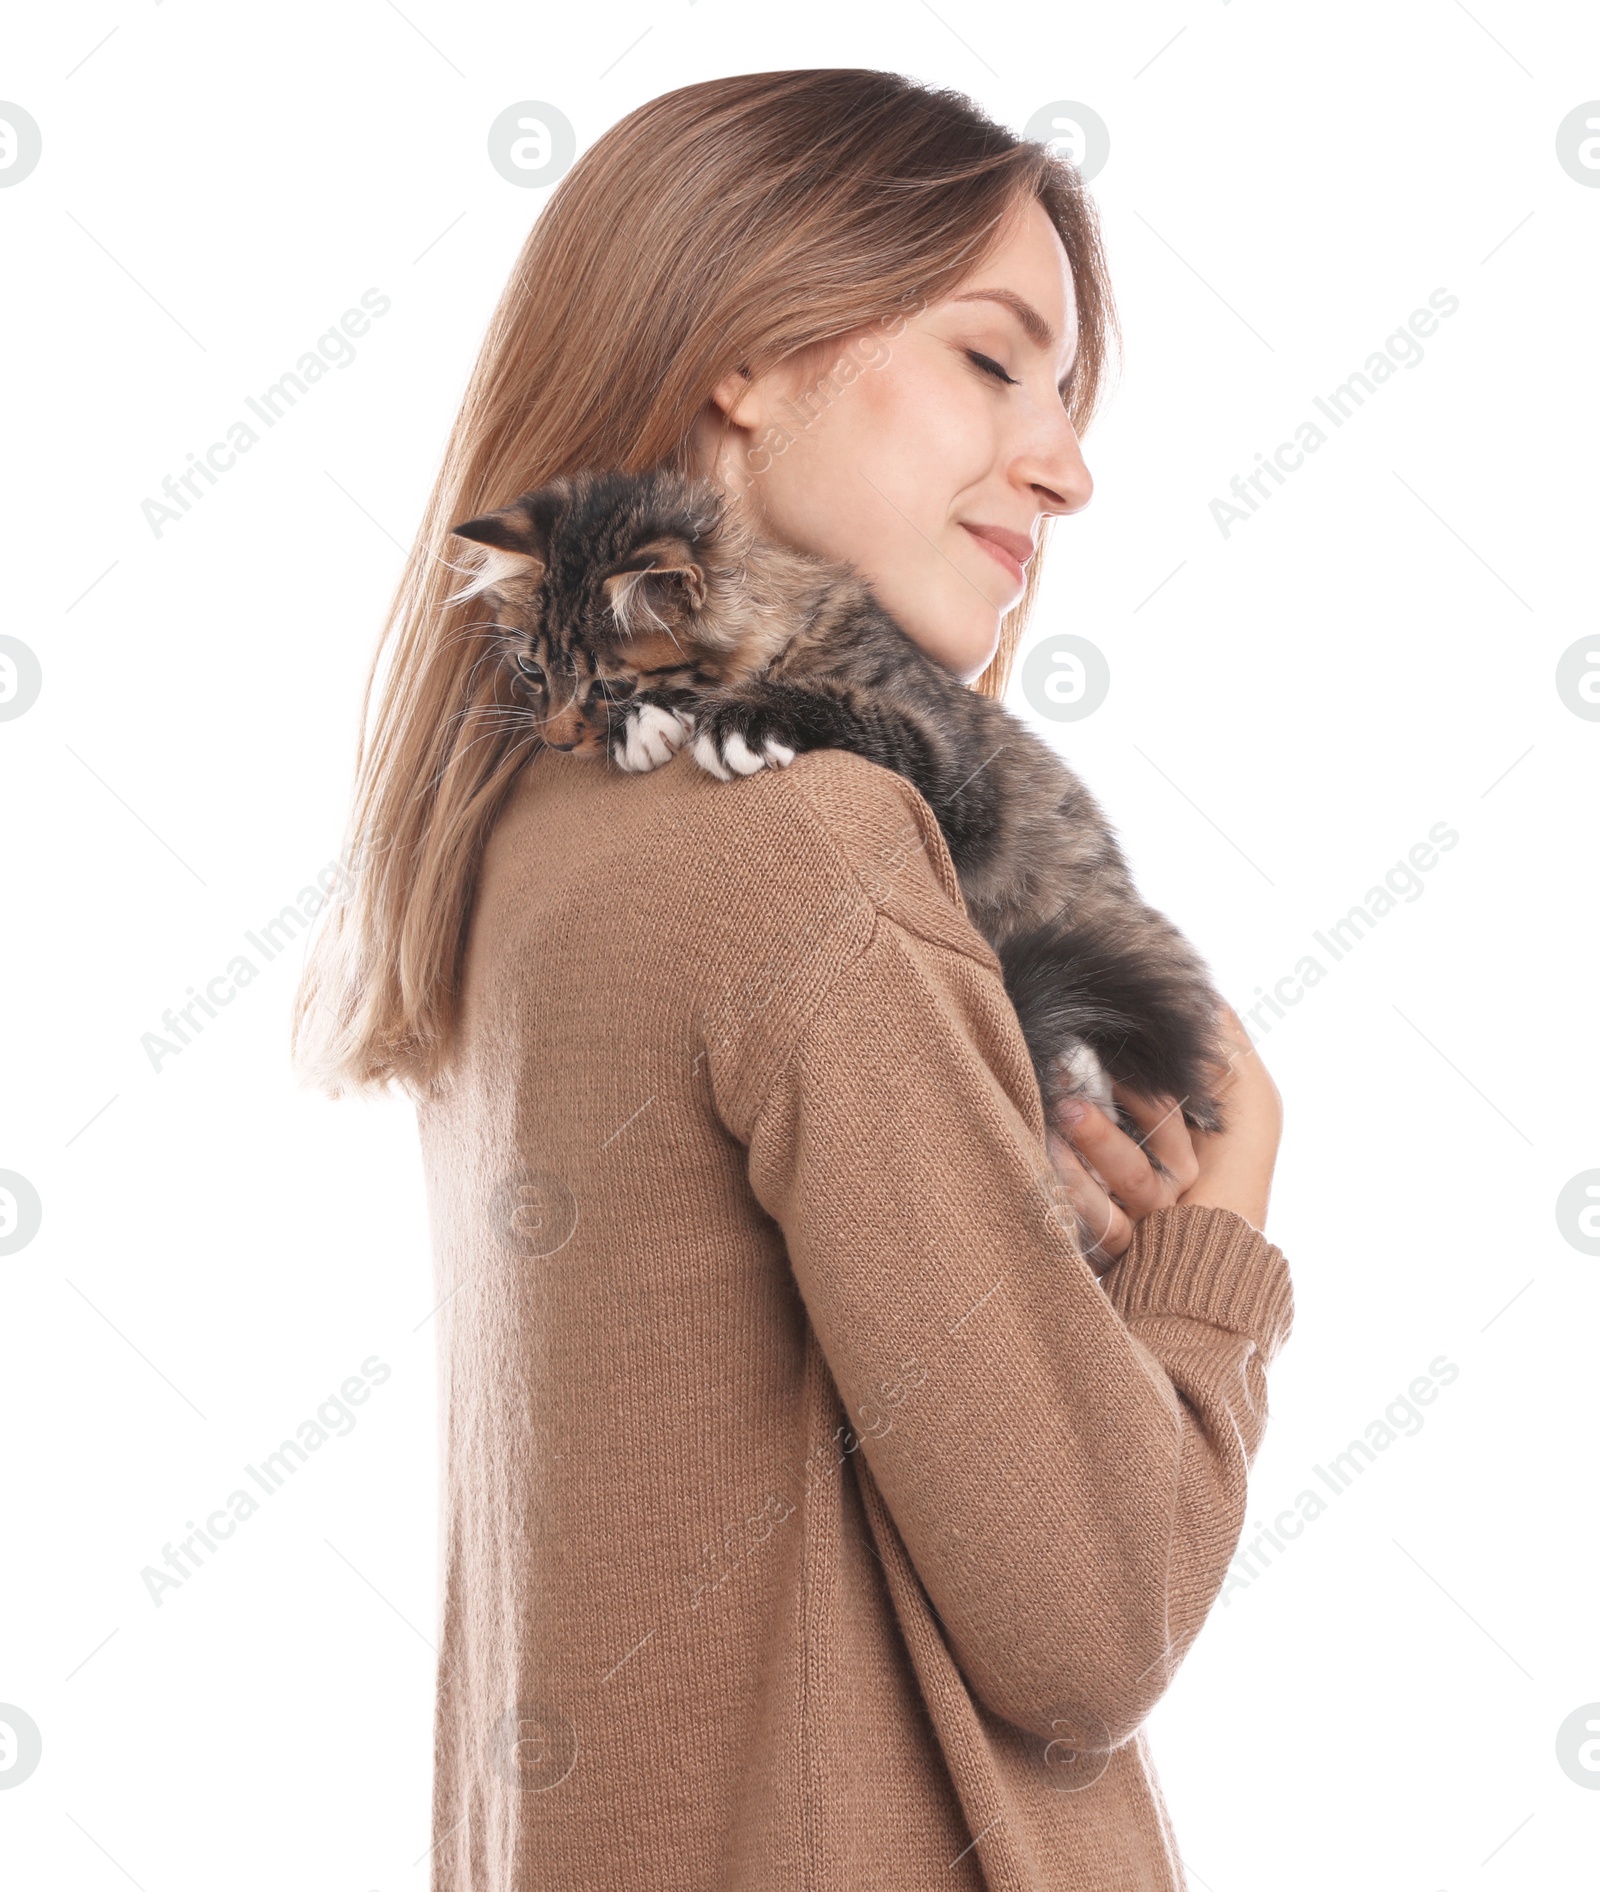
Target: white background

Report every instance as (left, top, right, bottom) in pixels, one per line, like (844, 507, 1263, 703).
(2, 3, 1596, 1888)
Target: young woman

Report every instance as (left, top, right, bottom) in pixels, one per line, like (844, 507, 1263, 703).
(294, 69, 1290, 1891)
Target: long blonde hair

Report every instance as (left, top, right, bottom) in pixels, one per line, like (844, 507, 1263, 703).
(292, 69, 1121, 1099)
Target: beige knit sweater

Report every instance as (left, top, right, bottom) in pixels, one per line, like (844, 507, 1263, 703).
(416, 739, 1294, 1890)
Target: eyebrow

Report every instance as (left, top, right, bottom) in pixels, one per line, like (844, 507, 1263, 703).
(951, 287, 1078, 391)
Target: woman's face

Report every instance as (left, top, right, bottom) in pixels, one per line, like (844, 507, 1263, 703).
(689, 197, 1093, 683)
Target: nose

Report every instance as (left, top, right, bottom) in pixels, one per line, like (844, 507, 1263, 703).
(542, 698, 587, 750)
(1019, 421, 1093, 520)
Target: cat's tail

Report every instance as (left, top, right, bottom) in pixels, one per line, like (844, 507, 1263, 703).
(996, 910, 1229, 1140)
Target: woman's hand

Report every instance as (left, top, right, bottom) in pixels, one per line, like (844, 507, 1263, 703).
(1044, 1004, 1283, 1272)
(1044, 1083, 1197, 1274)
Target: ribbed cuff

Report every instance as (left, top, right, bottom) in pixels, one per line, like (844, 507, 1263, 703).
(1100, 1204, 1295, 1364)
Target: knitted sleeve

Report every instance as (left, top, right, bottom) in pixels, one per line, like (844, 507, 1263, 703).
(737, 900, 1294, 1751)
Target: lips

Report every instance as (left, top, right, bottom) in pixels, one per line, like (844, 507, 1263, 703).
(961, 521, 1034, 589)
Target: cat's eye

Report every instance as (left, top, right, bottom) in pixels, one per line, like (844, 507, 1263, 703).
(593, 677, 637, 702)
(515, 652, 545, 686)
(966, 349, 1020, 387)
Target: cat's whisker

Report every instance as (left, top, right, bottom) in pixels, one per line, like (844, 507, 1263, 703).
(459, 644, 520, 703)
(445, 682, 528, 720)
(464, 672, 512, 711)
(421, 721, 538, 799)
(449, 710, 547, 748)
(456, 719, 537, 760)
(452, 707, 531, 731)
(436, 625, 507, 657)
(453, 699, 573, 740)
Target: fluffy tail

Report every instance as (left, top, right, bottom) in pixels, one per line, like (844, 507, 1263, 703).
(996, 914, 1228, 1138)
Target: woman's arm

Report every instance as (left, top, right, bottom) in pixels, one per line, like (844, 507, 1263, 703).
(726, 908, 1293, 1752)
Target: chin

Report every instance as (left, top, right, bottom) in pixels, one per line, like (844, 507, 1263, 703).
(946, 621, 1004, 685)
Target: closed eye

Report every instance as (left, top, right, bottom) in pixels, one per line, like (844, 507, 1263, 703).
(966, 349, 1020, 387)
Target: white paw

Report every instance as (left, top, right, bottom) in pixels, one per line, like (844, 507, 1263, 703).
(1054, 1041, 1115, 1114)
(691, 726, 797, 781)
(614, 703, 694, 773)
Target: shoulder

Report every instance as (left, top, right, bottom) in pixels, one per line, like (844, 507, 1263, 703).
(665, 753, 1051, 1150)
(476, 744, 1000, 1069)
(642, 747, 1007, 1140)
(472, 743, 1008, 1136)
(657, 744, 995, 971)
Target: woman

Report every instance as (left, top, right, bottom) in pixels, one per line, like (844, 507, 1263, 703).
(294, 69, 1290, 1891)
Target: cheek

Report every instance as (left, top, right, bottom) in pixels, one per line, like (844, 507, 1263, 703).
(846, 357, 997, 510)
(758, 352, 996, 556)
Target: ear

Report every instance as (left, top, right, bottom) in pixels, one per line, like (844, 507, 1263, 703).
(603, 536, 708, 635)
(448, 494, 551, 601)
(707, 367, 761, 427)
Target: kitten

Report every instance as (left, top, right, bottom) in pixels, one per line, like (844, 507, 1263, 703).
(451, 467, 1232, 1152)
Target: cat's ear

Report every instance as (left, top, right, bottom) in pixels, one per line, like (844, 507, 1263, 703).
(604, 536, 708, 636)
(448, 496, 550, 601)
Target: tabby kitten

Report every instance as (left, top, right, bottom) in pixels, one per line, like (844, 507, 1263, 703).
(451, 467, 1231, 1144)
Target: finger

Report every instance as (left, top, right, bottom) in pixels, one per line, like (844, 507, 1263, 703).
(1044, 1128, 1133, 1271)
(1111, 1084, 1200, 1193)
(1060, 1100, 1182, 1224)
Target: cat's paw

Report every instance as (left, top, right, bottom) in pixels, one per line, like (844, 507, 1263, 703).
(691, 728, 796, 780)
(1044, 1041, 1119, 1144)
(1052, 1040, 1115, 1116)
(611, 702, 695, 774)
(688, 703, 799, 781)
